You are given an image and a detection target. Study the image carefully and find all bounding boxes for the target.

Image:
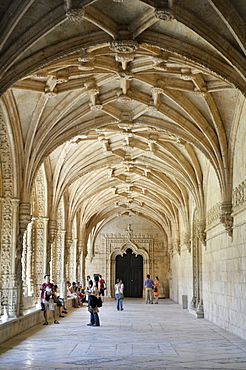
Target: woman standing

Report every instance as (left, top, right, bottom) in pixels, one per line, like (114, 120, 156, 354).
(154, 276, 160, 304)
(87, 286, 100, 326)
(115, 278, 124, 311)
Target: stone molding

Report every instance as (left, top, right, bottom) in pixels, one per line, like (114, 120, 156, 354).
(232, 179, 246, 213)
(206, 202, 221, 227)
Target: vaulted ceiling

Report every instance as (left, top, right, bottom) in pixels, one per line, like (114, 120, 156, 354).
(0, 0, 245, 235)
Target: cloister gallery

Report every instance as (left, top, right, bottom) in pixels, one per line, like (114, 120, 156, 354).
(0, 0, 245, 342)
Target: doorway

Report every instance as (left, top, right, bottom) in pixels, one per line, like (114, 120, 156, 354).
(116, 248, 143, 297)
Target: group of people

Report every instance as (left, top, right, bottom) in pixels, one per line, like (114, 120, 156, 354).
(40, 274, 68, 325)
(144, 274, 160, 304)
(66, 281, 86, 307)
(40, 273, 160, 326)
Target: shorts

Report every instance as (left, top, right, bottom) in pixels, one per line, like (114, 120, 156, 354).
(99, 289, 105, 296)
(41, 298, 55, 311)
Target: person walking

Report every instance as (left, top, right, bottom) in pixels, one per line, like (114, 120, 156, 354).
(115, 278, 124, 311)
(144, 274, 154, 304)
(154, 276, 160, 304)
(40, 274, 59, 325)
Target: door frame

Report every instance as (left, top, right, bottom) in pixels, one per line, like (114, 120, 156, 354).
(109, 241, 150, 298)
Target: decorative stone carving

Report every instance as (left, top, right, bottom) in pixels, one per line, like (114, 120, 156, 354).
(220, 201, 233, 237)
(0, 111, 13, 197)
(78, 49, 93, 63)
(155, 7, 174, 22)
(115, 53, 135, 69)
(232, 180, 246, 211)
(184, 233, 191, 253)
(206, 202, 220, 226)
(198, 220, 206, 246)
(66, 8, 85, 22)
(110, 40, 138, 54)
(173, 240, 181, 255)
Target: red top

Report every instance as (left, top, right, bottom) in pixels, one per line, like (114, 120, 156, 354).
(99, 278, 105, 290)
(40, 283, 53, 299)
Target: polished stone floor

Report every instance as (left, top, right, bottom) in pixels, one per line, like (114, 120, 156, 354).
(0, 299, 246, 369)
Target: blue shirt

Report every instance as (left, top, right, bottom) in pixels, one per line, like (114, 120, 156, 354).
(144, 278, 154, 288)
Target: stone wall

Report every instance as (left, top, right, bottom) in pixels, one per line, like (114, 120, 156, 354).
(85, 216, 169, 298)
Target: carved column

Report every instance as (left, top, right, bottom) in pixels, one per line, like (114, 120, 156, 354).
(0, 198, 19, 317)
(48, 220, 57, 275)
(16, 202, 32, 316)
(78, 240, 85, 287)
(26, 220, 34, 297)
(22, 229, 28, 296)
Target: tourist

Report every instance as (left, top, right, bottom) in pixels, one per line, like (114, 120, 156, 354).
(99, 274, 106, 302)
(115, 278, 124, 311)
(87, 285, 100, 326)
(144, 274, 154, 304)
(40, 274, 59, 325)
(154, 276, 160, 304)
(53, 284, 68, 317)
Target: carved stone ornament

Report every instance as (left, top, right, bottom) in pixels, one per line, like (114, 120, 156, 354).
(66, 8, 85, 22)
(198, 227, 206, 246)
(155, 8, 174, 22)
(115, 53, 135, 63)
(110, 40, 138, 54)
(220, 201, 233, 237)
(184, 234, 191, 253)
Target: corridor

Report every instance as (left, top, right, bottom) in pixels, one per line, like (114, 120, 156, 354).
(0, 299, 246, 369)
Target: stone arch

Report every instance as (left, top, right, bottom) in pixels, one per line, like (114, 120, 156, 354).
(109, 241, 149, 298)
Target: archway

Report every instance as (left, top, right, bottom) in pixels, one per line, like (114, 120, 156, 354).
(116, 248, 143, 298)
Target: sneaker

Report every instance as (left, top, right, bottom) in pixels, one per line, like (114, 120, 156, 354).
(54, 320, 60, 324)
(87, 323, 93, 326)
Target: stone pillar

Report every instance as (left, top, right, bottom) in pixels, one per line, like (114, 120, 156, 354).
(78, 240, 85, 287)
(48, 220, 57, 275)
(26, 220, 34, 296)
(16, 202, 32, 316)
(0, 197, 19, 318)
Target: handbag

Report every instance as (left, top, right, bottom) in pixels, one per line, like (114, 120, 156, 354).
(119, 292, 124, 299)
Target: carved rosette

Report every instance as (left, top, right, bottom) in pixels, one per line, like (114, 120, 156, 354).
(220, 201, 233, 237)
(155, 8, 174, 22)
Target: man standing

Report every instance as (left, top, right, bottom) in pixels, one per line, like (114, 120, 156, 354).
(99, 275, 106, 302)
(144, 274, 154, 304)
(40, 274, 59, 325)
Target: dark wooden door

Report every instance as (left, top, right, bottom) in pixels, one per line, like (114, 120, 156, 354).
(116, 248, 143, 297)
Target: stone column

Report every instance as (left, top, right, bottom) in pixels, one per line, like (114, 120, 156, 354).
(26, 219, 34, 296)
(16, 202, 32, 316)
(78, 240, 85, 287)
(47, 220, 57, 275)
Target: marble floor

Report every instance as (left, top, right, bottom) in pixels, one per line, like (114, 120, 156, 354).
(0, 299, 246, 369)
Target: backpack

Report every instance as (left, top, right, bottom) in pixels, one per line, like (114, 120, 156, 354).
(97, 297, 103, 307)
(44, 283, 53, 301)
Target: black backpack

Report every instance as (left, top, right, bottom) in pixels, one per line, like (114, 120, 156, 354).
(97, 297, 103, 307)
